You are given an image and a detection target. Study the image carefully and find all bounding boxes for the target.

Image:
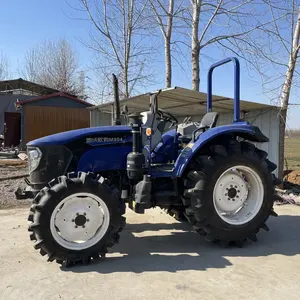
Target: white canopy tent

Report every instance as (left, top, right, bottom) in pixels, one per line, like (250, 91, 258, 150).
(88, 87, 280, 175)
(88, 87, 273, 117)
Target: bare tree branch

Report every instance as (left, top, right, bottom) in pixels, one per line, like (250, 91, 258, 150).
(22, 38, 85, 97)
(149, 1, 167, 38)
(77, 0, 154, 99)
(0, 52, 9, 80)
(267, 0, 290, 54)
(198, 0, 223, 45)
(149, 0, 179, 87)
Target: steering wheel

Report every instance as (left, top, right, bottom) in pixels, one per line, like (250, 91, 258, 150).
(157, 109, 178, 126)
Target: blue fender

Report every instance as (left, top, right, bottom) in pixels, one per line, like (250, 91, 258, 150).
(173, 122, 269, 177)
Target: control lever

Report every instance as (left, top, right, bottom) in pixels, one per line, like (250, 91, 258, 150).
(183, 116, 192, 124)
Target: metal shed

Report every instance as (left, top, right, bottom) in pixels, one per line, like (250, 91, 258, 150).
(17, 92, 93, 149)
(88, 87, 280, 176)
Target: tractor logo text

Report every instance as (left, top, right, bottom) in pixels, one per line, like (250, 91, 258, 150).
(86, 137, 124, 143)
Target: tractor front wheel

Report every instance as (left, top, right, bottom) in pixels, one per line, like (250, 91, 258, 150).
(183, 140, 279, 245)
(28, 172, 126, 267)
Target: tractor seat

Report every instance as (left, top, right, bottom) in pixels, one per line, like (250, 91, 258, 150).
(179, 112, 219, 143)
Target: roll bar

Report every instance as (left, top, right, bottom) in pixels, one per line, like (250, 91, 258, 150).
(207, 57, 241, 122)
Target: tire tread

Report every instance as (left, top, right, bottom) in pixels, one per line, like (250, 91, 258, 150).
(182, 140, 280, 245)
(28, 172, 126, 267)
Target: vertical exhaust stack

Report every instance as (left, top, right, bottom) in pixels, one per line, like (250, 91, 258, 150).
(112, 74, 121, 125)
(127, 113, 145, 181)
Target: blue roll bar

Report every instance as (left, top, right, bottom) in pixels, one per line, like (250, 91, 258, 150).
(207, 57, 241, 122)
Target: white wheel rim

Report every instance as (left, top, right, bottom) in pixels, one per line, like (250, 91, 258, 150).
(50, 193, 110, 251)
(213, 165, 264, 226)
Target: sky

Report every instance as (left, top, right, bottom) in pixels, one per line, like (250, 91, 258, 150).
(0, 0, 299, 129)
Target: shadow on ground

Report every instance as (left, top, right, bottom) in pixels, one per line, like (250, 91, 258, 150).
(63, 215, 300, 274)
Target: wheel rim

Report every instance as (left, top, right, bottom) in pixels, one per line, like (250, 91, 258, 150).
(50, 193, 110, 251)
(213, 165, 264, 225)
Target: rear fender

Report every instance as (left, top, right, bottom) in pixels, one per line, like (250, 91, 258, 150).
(173, 123, 269, 177)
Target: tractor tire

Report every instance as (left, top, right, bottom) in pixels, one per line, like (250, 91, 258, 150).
(28, 172, 126, 267)
(182, 140, 279, 246)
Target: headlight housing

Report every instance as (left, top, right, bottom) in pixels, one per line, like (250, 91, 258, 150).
(27, 147, 42, 173)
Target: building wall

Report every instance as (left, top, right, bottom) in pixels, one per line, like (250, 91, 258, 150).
(90, 110, 128, 127)
(20, 96, 91, 148)
(0, 94, 33, 134)
(90, 108, 280, 175)
(90, 110, 112, 127)
(21, 105, 90, 147)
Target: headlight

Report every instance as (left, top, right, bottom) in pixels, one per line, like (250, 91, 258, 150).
(28, 148, 42, 173)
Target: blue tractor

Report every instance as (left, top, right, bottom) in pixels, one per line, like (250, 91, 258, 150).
(27, 58, 279, 266)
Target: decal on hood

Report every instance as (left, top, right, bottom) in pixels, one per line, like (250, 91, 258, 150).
(85, 135, 132, 145)
(86, 137, 124, 143)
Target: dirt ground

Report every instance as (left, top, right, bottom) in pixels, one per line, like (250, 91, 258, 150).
(284, 170, 300, 185)
(0, 205, 300, 300)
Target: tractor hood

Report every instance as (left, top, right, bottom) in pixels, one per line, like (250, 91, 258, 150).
(27, 125, 132, 147)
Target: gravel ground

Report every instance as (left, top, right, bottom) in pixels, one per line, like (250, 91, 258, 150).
(0, 165, 31, 208)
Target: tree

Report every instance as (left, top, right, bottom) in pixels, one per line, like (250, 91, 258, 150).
(185, 0, 279, 91)
(23, 38, 84, 96)
(77, 0, 154, 99)
(0, 52, 9, 80)
(277, 7, 300, 180)
(238, 2, 300, 180)
(184, 1, 298, 179)
(76, 70, 87, 100)
(149, 0, 174, 88)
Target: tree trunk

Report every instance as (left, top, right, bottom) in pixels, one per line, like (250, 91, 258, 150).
(123, 66, 129, 99)
(191, 1, 200, 91)
(278, 9, 300, 180)
(278, 108, 287, 181)
(165, 36, 171, 88)
(165, 0, 174, 88)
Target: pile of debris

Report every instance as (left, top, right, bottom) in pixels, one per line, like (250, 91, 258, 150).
(0, 150, 29, 208)
(275, 180, 300, 206)
(0, 148, 19, 159)
(0, 147, 28, 181)
(0, 147, 28, 161)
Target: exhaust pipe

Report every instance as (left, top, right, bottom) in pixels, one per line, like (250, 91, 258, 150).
(127, 113, 145, 181)
(112, 74, 121, 125)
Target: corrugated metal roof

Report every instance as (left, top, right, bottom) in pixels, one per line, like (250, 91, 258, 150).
(89, 87, 277, 116)
(18, 92, 93, 106)
(0, 78, 60, 95)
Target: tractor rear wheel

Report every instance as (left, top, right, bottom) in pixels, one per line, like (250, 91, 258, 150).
(182, 140, 279, 245)
(28, 172, 126, 267)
